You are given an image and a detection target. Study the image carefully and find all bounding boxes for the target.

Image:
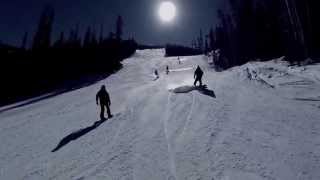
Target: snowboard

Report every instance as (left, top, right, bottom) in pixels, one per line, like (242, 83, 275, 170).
(96, 113, 121, 126)
(195, 84, 208, 90)
(153, 76, 159, 81)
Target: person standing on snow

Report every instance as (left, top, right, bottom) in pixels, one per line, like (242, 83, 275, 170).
(166, 65, 169, 74)
(154, 69, 159, 79)
(194, 65, 204, 86)
(96, 85, 112, 120)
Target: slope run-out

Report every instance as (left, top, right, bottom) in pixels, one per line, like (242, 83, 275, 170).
(0, 49, 320, 180)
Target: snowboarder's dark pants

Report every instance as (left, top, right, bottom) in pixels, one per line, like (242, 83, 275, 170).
(194, 76, 203, 86)
(100, 103, 111, 119)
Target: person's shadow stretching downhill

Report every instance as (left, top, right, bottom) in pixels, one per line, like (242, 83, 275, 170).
(51, 118, 107, 152)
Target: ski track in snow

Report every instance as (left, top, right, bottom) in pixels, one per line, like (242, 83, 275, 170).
(1, 49, 320, 180)
(163, 93, 178, 180)
(178, 93, 195, 140)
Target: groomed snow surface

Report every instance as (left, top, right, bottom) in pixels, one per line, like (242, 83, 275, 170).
(1, 49, 320, 180)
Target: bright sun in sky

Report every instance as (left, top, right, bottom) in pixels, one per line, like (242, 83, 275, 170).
(159, 1, 176, 23)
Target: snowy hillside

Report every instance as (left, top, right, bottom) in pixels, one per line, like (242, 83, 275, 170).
(1, 49, 320, 180)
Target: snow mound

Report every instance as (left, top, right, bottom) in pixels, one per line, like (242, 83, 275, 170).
(234, 58, 319, 89)
(170, 85, 195, 93)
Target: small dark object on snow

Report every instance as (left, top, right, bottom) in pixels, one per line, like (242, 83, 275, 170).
(154, 69, 159, 78)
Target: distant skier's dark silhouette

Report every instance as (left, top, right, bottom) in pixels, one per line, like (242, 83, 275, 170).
(154, 69, 159, 78)
(194, 65, 204, 86)
(166, 65, 169, 74)
(96, 85, 112, 120)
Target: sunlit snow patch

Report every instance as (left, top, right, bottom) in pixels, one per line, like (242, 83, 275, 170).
(169, 67, 194, 72)
(167, 77, 194, 91)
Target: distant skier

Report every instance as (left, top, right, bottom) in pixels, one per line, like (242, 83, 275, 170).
(178, 56, 181, 64)
(154, 69, 159, 79)
(194, 65, 204, 86)
(96, 85, 112, 120)
(166, 65, 169, 74)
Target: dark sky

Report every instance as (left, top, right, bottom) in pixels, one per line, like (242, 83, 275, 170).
(0, 0, 225, 46)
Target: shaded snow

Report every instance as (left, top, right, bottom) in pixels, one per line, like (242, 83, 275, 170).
(1, 49, 320, 180)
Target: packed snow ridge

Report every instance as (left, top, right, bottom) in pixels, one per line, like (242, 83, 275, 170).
(0, 49, 320, 180)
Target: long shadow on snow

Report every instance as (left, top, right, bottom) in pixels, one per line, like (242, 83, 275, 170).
(51, 118, 108, 152)
(171, 85, 216, 98)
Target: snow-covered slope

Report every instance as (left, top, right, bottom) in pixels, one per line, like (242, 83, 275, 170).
(1, 49, 320, 180)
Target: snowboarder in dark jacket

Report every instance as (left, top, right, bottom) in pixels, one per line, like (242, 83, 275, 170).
(96, 85, 112, 120)
(194, 65, 204, 86)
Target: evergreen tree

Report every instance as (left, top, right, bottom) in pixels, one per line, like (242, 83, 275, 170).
(116, 15, 123, 41)
(99, 24, 104, 44)
(205, 36, 209, 55)
(21, 32, 28, 50)
(197, 29, 204, 52)
(32, 5, 54, 50)
(91, 29, 98, 47)
(109, 32, 115, 40)
(83, 26, 92, 48)
(208, 28, 215, 51)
